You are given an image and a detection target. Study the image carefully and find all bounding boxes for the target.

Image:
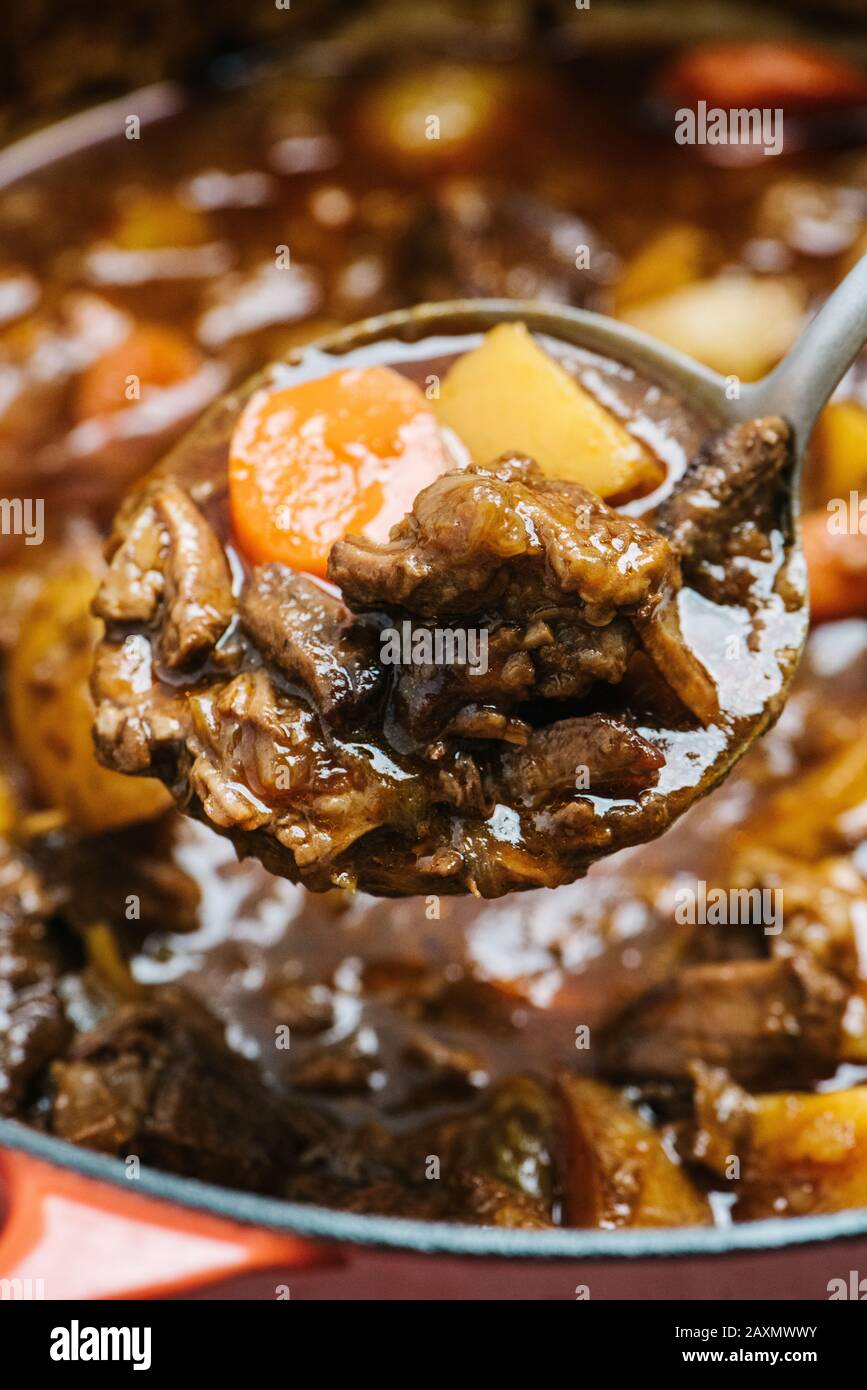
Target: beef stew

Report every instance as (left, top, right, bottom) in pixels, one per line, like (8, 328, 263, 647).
(3, 19, 867, 1230)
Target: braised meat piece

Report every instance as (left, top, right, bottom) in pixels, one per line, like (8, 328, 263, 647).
(392, 625, 536, 741)
(292, 1075, 560, 1227)
(0, 848, 70, 1114)
(396, 618, 633, 740)
(331, 455, 720, 726)
(91, 633, 188, 775)
(654, 416, 790, 566)
(50, 988, 331, 1192)
(95, 480, 233, 669)
(435, 182, 611, 307)
(534, 618, 636, 701)
(499, 716, 664, 805)
(239, 565, 385, 726)
(185, 668, 428, 881)
(94, 454, 709, 896)
(330, 456, 677, 623)
(599, 954, 848, 1088)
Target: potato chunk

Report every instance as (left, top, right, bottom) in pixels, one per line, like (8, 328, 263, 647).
(558, 1075, 711, 1228)
(435, 323, 659, 498)
(744, 1088, 867, 1219)
(816, 400, 867, 500)
(688, 1065, 867, 1219)
(356, 65, 509, 171)
(619, 274, 805, 380)
(615, 224, 716, 310)
(8, 562, 171, 834)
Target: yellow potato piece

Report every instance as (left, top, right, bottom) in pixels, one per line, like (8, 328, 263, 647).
(747, 1088, 867, 1213)
(0, 772, 17, 836)
(748, 727, 867, 858)
(8, 563, 171, 835)
(84, 921, 144, 1000)
(559, 1075, 711, 1228)
(615, 224, 715, 311)
(435, 322, 659, 498)
(816, 400, 867, 500)
(619, 274, 805, 381)
(356, 65, 508, 169)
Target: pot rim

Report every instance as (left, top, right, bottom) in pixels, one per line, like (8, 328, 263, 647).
(3, 1117, 866, 1260)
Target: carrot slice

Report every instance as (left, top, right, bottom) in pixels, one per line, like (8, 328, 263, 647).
(75, 322, 203, 421)
(802, 507, 867, 624)
(658, 41, 867, 113)
(228, 365, 450, 577)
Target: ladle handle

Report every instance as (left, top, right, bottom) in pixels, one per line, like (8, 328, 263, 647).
(744, 252, 867, 458)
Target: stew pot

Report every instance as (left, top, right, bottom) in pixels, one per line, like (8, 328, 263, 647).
(4, 2, 867, 1302)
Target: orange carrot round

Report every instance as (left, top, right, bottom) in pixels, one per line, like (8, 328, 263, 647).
(802, 508, 867, 624)
(228, 364, 449, 577)
(659, 41, 867, 113)
(75, 322, 202, 421)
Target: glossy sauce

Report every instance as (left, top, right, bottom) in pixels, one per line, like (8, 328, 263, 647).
(129, 620, 867, 1136)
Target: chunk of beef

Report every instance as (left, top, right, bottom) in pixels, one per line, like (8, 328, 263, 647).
(50, 989, 331, 1191)
(282, 1074, 558, 1227)
(330, 456, 677, 625)
(394, 625, 535, 740)
(680, 1061, 757, 1180)
(331, 454, 714, 726)
(95, 481, 233, 668)
(0, 849, 62, 988)
(436, 181, 611, 306)
(394, 615, 639, 740)
(499, 715, 664, 806)
(1, 981, 70, 1114)
(35, 819, 201, 939)
(434, 748, 492, 815)
(187, 669, 427, 874)
(239, 565, 385, 726)
(653, 416, 791, 565)
(448, 1172, 554, 1228)
(392, 1075, 560, 1225)
(0, 848, 70, 1114)
(91, 633, 187, 774)
(535, 617, 635, 700)
(600, 954, 848, 1087)
(93, 501, 163, 625)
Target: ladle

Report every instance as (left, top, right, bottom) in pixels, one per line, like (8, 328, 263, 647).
(97, 258, 867, 894)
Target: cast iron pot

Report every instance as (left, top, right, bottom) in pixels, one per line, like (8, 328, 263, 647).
(4, 1117, 867, 1299)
